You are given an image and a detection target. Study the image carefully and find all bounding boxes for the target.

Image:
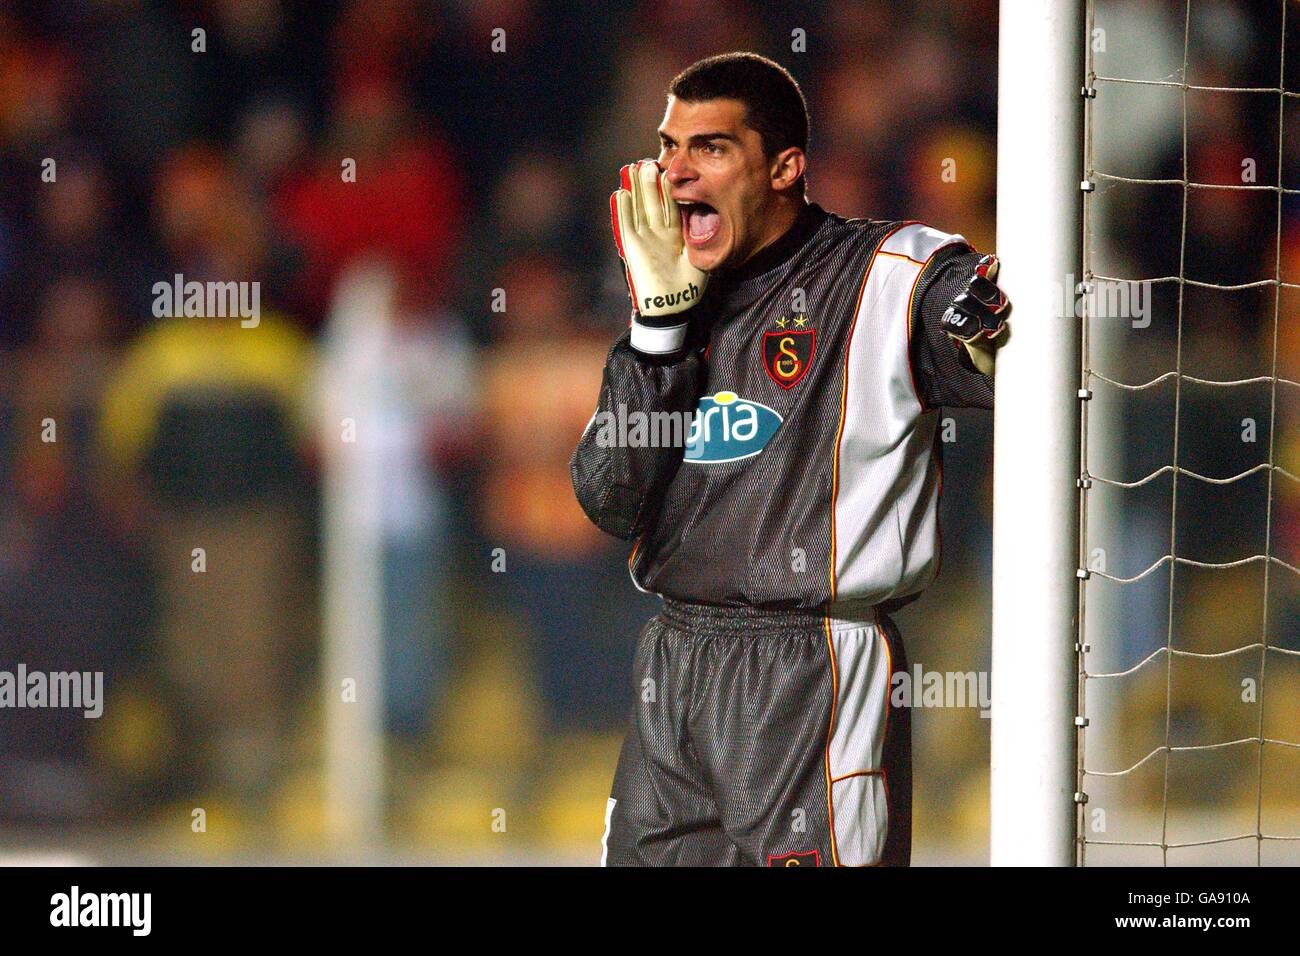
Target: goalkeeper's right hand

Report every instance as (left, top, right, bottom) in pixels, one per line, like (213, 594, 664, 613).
(611, 159, 709, 355)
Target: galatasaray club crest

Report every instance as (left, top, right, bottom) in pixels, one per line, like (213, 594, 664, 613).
(762, 327, 815, 390)
(767, 850, 820, 867)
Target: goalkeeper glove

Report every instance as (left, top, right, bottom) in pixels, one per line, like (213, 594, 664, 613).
(611, 159, 708, 354)
(940, 253, 1010, 377)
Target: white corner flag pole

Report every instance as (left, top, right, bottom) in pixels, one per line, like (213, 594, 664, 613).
(991, 0, 1084, 865)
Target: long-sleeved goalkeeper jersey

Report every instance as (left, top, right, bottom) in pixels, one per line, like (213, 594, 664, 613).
(571, 201, 994, 610)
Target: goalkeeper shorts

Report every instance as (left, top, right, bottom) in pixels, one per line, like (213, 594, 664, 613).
(601, 598, 912, 866)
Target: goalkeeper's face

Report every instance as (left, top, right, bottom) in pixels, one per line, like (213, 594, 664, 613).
(657, 96, 802, 272)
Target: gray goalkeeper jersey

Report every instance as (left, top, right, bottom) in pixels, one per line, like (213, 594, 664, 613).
(571, 201, 993, 610)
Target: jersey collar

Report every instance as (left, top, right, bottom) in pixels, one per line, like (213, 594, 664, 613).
(720, 201, 829, 284)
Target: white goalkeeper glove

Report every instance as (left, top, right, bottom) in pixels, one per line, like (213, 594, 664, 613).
(610, 159, 708, 354)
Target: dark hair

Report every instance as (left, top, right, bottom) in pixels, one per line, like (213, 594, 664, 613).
(668, 52, 810, 195)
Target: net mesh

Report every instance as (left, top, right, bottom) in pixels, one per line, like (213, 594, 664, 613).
(1078, 0, 1300, 866)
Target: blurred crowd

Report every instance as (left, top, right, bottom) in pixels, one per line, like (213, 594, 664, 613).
(0, 0, 1293, 856)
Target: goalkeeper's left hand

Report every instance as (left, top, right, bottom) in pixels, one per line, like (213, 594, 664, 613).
(940, 253, 1010, 377)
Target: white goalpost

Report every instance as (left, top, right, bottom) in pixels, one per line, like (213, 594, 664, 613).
(995, 0, 1300, 867)
(990, 0, 1085, 866)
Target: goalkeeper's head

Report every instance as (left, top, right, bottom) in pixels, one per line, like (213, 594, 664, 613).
(658, 51, 809, 273)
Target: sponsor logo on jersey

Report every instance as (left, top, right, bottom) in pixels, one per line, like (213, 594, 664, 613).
(762, 325, 815, 389)
(767, 850, 820, 867)
(684, 391, 782, 464)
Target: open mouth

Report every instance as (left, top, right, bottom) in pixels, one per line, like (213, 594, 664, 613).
(678, 200, 721, 247)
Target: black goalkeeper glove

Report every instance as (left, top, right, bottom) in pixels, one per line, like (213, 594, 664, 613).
(940, 253, 1011, 376)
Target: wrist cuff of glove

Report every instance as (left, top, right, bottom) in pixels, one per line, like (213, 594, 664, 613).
(630, 315, 689, 355)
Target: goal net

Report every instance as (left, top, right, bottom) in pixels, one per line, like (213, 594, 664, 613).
(1075, 0, 1300, 866)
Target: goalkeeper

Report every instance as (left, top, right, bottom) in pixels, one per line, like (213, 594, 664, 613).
(571, 52, 1009, 867)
